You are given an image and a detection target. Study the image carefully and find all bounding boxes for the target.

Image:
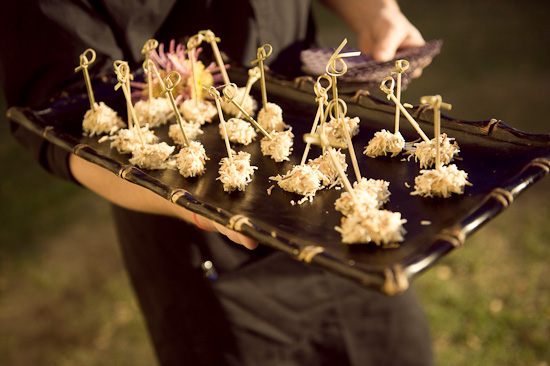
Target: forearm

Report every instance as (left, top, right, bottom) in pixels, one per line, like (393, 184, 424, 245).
(318, 0, 424, 61)
(69, 154, 258, 249)
(318, 0, 401, 35)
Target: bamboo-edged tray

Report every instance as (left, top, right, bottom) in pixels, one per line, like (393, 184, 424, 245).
(7, 67, 550, 295)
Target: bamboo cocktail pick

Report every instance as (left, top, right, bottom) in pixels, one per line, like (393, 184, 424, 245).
(223, 83, 272, 140)
(420, 95, 452, 170)
(391, 60, 409, 134)
(114, 61, 144, 145)
(141, 39, 159, 100)
(325, 39, 362, 180)
(144, 59, 165, 95)
(74, 48, 97, 112)
(163, 71, 190, 147)
(187, 34, 204, 105)
(300, 75, 332, 166)
(199, 30, 231, 85)
(208, 86, 234, 163)
(252, 44, 273, 110)
(380, 76, 430, 143)
(325, 38, 360, 117)
(304, 130, 357, 203)
(236, 66, 261, 119)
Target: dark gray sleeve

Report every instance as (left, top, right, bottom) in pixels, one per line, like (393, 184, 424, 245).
(0, 0, 175, 182)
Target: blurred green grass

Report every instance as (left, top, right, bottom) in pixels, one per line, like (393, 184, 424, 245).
(1, 0, 549, 365)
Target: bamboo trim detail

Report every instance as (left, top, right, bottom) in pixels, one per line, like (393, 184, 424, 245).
(170, 189, 191, 204)
(228, 214, 253, 231)
(297, 245, 324, 263)
(118, 165, 134, 179)
(435, 226, 466, 248)
(73, 143, 88, 155)
(490, 187, 514, 208)
(382, 265, 409, 295)
(528, 157, 550, 173)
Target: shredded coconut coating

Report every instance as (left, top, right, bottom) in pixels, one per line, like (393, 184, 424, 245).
(134, 97, 173, 128)
(257, 102, 287, 132)
(82, 102, 125, 137)
(179, 99, 217, 125)
(307, 150, 348, 187)
(129, 142, 175, 169)
(103, 126, 159, 154)
(176, 141, 208, 178)
(336, 209, 407, 245)
(354, 178, 391, 206)
(335, 190, 379, 216)
(219, 118, 257, 145)
(221, 87, 258, 117)
(168, 122, 203, 145)
(334, 178, 390, 215)
(364, 130, 405, 158)
(260, 129, 294, 162)
(411, 133, 460, 169)
(411, 164, 470, 198)
(319, 116, 360, 146)
(270, 165, 326, 197)
(217, 151, 257, 192)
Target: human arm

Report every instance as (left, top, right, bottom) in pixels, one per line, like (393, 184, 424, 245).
(1, 1, 258, 250)
(318, 0, 425, 61)
(69, 154, 259, 249)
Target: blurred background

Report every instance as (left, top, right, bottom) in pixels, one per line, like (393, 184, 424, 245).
(1, 0, 549, 364)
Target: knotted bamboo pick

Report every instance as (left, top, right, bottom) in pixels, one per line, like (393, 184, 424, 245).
(74, 48, 97, 112)
(380, 76, 430, 143)
(187, 34, 204, 105)
(236, 66, 261, 119)
(208, 86, 233, 163)
(325, 38, 360, 119)
(391, 59, 409, 134)
(325, 39, 362, 180)
(300, 75, 332, 166)
(420, 95, 452, 170)
(114, 61, 144, 145)
(251, 44, 273, 110)
(223, 83, 272, 140)
(199, 30, 230, 85)
(163, 71, 190, 147)
(143, 59, 165, 93)
(141, 39, 159, 100)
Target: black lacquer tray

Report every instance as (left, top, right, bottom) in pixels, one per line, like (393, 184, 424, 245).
(8, 68, 550, 295)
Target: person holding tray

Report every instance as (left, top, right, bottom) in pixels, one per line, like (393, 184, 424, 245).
(1, 1, 432, 365)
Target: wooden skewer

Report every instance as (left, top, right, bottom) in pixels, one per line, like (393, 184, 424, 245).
(236, 66, 261, 119)
(420, 95, 452, 170)
(304, 131, 357, 203)
(301, 75, 332, 166)
(324, 39, 362, 180)
(141, 39, 159, 100)
(199, 30, 230, 85)
(208, 86, 233, 163)
(163, 71, 190, 147)
(223, 83, 272, 140)
(324, 97, 362, 181)
(251, 44, 273, 110)
(114, 61, 144, 146)
(391, 60, 409, 134)
(74, 48, 97, 112)
(380, 76, 430, 143)
(325, 38, 360, 120)
(187, 34, 204, 105)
